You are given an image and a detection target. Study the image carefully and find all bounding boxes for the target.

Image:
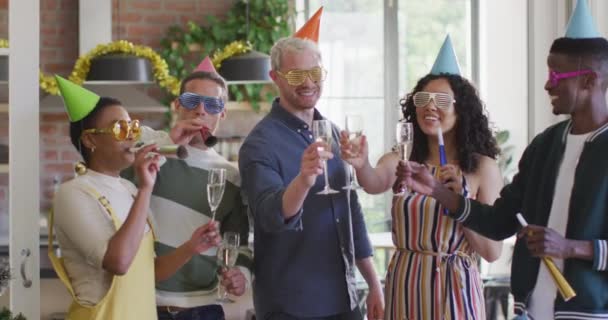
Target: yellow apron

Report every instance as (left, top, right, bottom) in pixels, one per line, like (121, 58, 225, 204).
(48, 186, 157, 320)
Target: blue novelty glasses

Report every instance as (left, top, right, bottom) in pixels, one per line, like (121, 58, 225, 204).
(178, 92, 225, 114)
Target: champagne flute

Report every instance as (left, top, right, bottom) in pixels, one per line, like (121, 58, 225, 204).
(207, 168, 226, 221)
(312, 120, 340, 195)
(343, 115, 363, 190)
(395, 121, 414, 195)
(216, 232, 240, 303)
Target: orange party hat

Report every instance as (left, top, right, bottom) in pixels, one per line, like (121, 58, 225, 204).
(294, 7, 323, 43)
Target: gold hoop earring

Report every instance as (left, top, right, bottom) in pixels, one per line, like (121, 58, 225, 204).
(74, 161, 87, 176)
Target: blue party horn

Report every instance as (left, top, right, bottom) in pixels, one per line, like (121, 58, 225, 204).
(438, 127, 448, 215)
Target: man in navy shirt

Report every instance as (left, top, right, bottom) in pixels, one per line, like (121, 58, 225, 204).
(239, 34, 384, 320)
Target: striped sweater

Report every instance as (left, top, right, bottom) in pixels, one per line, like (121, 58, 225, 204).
(123, 127, 252, 308)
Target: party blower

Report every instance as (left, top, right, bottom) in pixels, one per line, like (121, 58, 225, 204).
(200, 126, 218, 147)
(516, 213, 576, 301)
(130, 142, 189, 159)
(438, 127, 448, 215)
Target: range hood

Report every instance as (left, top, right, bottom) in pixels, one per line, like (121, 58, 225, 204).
(40, 84, 167, 113)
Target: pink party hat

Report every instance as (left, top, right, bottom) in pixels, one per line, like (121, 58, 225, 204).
(194, 56, 217, 73)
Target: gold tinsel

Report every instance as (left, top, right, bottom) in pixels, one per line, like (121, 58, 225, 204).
(40, 72, 60, 95)
(32, 40, 181, 96)
(211, 40, 252, 69)
(0, 39, 64, 95)
(2, 38, 253, 97)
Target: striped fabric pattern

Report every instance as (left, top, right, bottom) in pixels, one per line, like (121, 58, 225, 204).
(593, 239, 608, 271)
(122, 133, 251, 308)
(555, 311, 608, 319)
(384, 166, 485, 320)
(514, 301, 527, 316)
(150, 149, 251, 292)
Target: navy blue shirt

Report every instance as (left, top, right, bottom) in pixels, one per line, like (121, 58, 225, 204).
(238, 99, 373, 318)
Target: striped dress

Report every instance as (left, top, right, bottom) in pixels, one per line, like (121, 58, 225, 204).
(384, 166, 485, 320)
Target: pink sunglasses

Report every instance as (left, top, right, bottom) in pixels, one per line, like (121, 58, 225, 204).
(548, 69, 594, 87)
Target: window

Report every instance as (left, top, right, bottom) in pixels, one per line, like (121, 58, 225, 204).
(297, 1, 474, 239)
(398, 0, 472, 92)
(297, 0, 387, 233)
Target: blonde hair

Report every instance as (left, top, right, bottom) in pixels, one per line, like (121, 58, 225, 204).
(270, 37, 322, 71)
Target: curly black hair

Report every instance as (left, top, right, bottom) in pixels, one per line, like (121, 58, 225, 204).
(69, 97, 123, 164)
(400, 73, 499, 173)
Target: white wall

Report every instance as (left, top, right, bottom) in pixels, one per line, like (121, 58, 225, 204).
(478, 0, 528, 167)
(479, 0, 583, 168)
(587, 0, 608, 36)
(527, 0, 571, 139)
(524, 0, 608, 136)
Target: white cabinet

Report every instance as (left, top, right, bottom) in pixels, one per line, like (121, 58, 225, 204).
(6, 1, 41, 319)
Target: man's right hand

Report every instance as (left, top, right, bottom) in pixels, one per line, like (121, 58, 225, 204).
(399, 161, 437, 195)
(169, 118, 205, 145)
(339, 130, 369, 169)
(297, 141, 334, 189)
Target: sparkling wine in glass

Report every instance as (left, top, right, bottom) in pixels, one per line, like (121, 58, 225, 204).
(207, 168, 226, 221)
(343, 115, 363, 190)
(313, 120, 340, 195)
(395, 121, 414, 195)
(216, 232, 240, 303)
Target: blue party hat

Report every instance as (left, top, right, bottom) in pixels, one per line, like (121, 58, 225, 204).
(430, 35, 461, 76)
(565, 0, 600, 39)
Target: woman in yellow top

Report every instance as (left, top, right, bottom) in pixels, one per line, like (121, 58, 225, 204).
(50, 76, 221, 320)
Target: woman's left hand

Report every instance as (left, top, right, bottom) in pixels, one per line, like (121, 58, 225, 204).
(439, 164, 464, 195)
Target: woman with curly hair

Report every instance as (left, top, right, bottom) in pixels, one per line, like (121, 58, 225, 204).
(340, 36, 503, 319)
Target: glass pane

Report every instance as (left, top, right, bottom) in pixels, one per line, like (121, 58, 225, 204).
(301, 0, 384, 98)
(316, 98, 385, 167)
(316, 98, 388, 232)
(399, 0, 472, 94)
(296, 1, 389, 234)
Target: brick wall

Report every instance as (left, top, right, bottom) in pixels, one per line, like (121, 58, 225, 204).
(0, 0, 238, 214)
(40, 0, 80, 76)
(0, 0, 236, 76)
(112, 0, 236, 49)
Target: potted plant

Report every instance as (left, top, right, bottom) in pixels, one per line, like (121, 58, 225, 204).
(0, 261, 25, 320)
(0, 308, 26, 320)
(496, 129, 516, 184)
(0, 258, 9, 297)
(159, 0, 294, 112)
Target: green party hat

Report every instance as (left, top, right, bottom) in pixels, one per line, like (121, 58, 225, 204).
(54, 75, 100, 122)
